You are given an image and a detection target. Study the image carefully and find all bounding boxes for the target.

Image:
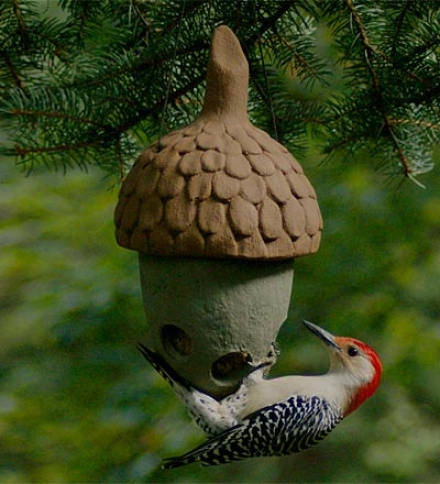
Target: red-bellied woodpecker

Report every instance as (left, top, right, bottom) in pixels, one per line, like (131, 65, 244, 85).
(139, 320, 382, 469)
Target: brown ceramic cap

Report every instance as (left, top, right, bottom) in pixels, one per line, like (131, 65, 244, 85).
(114, 26, 322, 260)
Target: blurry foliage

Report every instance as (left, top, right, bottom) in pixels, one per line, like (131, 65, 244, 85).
(1, 150, 440, 482)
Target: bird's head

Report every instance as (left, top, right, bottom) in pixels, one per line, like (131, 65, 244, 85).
(303, 320, 382, 415)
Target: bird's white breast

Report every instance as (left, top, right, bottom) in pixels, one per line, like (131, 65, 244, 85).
(238, 374, 346, 418)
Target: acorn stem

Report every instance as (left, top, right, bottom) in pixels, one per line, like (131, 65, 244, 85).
(199, 25, 249, 123)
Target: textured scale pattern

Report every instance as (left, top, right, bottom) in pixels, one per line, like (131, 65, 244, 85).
(114, 120, 322, 260)
(163, 395, 343, 469)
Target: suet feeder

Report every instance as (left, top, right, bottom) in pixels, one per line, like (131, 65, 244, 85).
(114, 25, 322, 398)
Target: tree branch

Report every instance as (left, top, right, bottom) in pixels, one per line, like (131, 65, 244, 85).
(391, 0, 411, 58)
(12, 0, 26, 36)
(345, 0, 412, 176)
(1, 50, 25, 89)
(10, 108, 113, 131)
(12, 139, 109, 157)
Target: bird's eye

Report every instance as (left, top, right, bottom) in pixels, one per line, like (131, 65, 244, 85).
(348, 346, 359, 357)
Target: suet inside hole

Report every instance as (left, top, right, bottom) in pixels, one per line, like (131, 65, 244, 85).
(161, 324, 193, 358)
(211, 351, 253, 385)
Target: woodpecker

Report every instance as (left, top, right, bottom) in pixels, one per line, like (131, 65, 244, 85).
(139, 321, 382, 469)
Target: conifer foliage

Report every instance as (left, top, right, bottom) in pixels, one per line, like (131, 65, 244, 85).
(1, 0, 439, 181)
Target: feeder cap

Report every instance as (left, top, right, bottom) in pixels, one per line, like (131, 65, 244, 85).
(114, 26, 322, 260)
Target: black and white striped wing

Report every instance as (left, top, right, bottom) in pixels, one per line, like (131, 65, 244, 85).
(163, 395, 343, 469)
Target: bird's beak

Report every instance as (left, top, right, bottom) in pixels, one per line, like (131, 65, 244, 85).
(303, 320, 341, 352)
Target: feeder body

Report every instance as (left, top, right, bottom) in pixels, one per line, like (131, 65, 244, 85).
(139, 254, 293, 397)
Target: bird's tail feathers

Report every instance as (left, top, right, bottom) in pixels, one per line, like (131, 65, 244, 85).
(162, 422, 245, 469)
(137, 342, 192, 391)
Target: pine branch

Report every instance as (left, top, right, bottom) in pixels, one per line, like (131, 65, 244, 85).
(12, 0, 26, 37)
(1, 50, 24, 90)
(391, 0, 411, 57)
(389, 118, 440, 132)
(0, 0, 439, 180)
(114, 72, 206, 135)
(249, 1, 298, 42)
(344, 0, 412, 176)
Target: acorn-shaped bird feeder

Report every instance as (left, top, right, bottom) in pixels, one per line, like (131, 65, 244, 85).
(114, 26, 322, 397)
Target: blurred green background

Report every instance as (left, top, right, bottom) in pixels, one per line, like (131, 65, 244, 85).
(1, 151, 439, 482)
